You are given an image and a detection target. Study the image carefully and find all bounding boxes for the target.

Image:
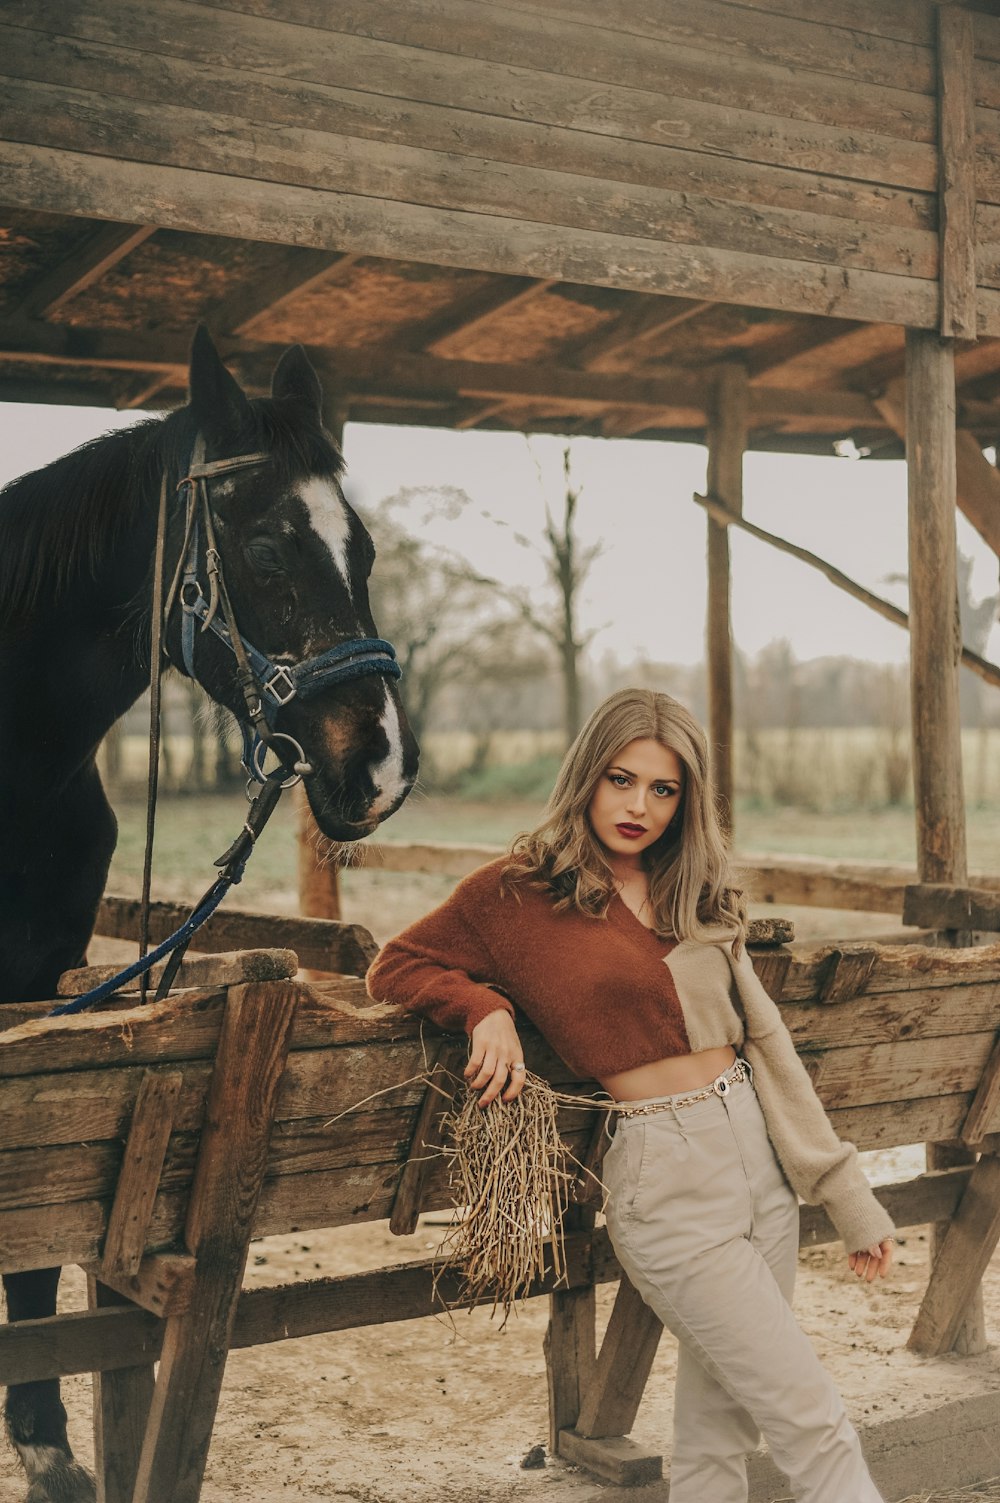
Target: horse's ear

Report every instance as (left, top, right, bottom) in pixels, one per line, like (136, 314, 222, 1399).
(188, 325, 250, 435)
(271, 343, 323, 417)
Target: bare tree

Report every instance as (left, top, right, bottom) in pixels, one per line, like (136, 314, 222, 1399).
(364, 488, 544, 755)
(482, 445, 603, 748)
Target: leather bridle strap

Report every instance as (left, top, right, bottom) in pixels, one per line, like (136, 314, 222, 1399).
(139, 472, 170, 1001)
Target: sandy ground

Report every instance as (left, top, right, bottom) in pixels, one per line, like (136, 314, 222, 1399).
(4, 1144, 1000, 1503)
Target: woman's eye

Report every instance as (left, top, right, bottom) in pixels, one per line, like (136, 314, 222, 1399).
(609, 773, 630, 787)
(247, 540, 285, 574)
(653, 784, 676, 798)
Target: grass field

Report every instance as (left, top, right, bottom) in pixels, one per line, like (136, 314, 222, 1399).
(106, 785, 1000, 937)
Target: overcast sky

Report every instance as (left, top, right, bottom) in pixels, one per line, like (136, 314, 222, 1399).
(3, 402, 998, 670)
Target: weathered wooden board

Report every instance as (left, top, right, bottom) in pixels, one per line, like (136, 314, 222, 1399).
(0, 144, 962, 333)
(3, 0, 937, 152)
(0, 24, 939, 233)
(95, 896, 376, 976)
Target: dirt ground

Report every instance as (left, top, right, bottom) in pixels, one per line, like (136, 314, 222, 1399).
(3, 1142, 1000, 1503)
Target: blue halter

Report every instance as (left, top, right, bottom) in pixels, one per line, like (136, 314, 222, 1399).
(168, 438, 401, 784)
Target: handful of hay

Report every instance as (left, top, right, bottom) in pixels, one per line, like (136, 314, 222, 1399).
(432, 1069, 600, 1326)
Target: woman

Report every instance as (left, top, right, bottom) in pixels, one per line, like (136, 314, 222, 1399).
(367, 688, 893, 1503)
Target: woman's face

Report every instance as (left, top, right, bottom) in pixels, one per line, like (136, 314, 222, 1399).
(586, 736, 684, 866)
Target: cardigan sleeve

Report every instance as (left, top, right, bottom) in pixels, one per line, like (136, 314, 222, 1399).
(365, 867, 515, 1037)
(728, 946, 896, 1255)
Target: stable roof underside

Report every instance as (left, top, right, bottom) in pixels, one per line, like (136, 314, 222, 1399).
(3, 1, 1000, 455)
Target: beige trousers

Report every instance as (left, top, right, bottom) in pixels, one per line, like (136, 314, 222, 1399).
(602, 1062, 885, 1503)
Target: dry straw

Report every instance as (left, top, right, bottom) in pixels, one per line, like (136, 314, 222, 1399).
(432, 1069, 609, 1327)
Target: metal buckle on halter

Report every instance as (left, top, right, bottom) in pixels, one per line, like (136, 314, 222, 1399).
(263, 664, 297, 706)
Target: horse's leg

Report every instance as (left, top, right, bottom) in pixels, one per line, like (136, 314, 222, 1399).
(3, 1269, 96, 1502)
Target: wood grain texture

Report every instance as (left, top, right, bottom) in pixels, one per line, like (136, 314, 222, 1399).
(938, 5, 978, 338)
(101, 1070, 182, 1279)
(908, 1151, 1000, 1356)
(905, 329, 968, 886)
(705, 364, 748, 825)
(88, 1277, 156, 1503)
(131, 981, 300, 1503)
(575, 1275, 663, 1438)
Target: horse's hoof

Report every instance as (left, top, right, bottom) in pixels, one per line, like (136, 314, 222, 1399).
(23, 1454, 96, 1503)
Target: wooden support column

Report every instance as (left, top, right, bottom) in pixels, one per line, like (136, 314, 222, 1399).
(905, 325, 983, 1354)
(705, 364, 748, 829)
(297, 400, 349, 929)
(88, 1277, 155, 1503)
(131, 981, 300, 1503)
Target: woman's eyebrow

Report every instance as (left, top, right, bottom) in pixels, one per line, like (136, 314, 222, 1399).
(607, 764, 680, 785)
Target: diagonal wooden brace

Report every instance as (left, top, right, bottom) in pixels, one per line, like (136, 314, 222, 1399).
(575, 1274, 663, 1438)
(960, 1029, 1000, 1147)
(101, 1068, 182, 1280)
(390, 1038, 468, 1236)
(908, 1149, 1000, 1356)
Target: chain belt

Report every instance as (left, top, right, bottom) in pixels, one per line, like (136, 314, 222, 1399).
(614, 1057, 751, 1118)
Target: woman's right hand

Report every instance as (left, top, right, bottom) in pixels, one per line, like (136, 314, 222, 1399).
(466, 1008, 527, 1108)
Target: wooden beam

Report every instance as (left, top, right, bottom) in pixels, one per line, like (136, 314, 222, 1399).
(16, 222, 154, 319)
(705, 365, 748, 827)
(908, 1153, 1000, 1356)
(210, 249, 360, 337)
(906, 331, 968, 887)
(874, 379, 1000, 558)
(937, 5, 977, 340)
(88, 1277, 156, 1503)
(575, 1276, 662, 1439)
(422, 277, 555, 354)
(100, 1071, 182, 1280)
(131, 981, 300, 1503)
(693, 491, 1000, 691)
(905, 325, 980, 1357)
(388, 1040, 467, 1237)
(903, 884, 1000, 932)
(0, 144, 953, 334)
(95, 894, 377, 977)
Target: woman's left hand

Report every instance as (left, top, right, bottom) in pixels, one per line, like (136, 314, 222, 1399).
(847, 1238, 893, 1282)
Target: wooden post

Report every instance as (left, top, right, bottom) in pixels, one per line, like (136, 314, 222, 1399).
(905, 325, 983, 1355)
(89, 1277, 155, 1503)
(705, 364, 748, 830)
(130, 981, 300, 1503)
(297, 399, 349, 927)
(544, 1206, 597, 1451)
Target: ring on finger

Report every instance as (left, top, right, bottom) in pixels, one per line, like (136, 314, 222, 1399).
(510, 1061, 526, 1072)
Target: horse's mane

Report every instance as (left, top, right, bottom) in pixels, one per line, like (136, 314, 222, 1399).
(0, 395, 344, 628)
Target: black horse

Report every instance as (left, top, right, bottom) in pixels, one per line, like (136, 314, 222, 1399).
(0, 328, 419, 1500)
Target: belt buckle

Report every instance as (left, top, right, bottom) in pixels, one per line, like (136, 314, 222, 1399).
(713, 1071, 731, 1097)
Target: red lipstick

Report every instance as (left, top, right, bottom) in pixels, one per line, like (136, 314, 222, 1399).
(615, 823, 646, 838)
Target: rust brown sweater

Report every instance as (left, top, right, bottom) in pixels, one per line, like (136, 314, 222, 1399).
(366, 859, 895, 1254)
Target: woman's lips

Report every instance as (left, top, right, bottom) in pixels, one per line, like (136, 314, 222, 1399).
(615, 823, 646, 838)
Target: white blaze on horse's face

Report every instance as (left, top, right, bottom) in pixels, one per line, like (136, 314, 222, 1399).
(368, 691, 408, 819)
(299, 476, 354, 602)
(298, 473, 408, 819)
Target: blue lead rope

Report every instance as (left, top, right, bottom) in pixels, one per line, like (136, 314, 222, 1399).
(47, 769, 287, 1017)
(47, 872, 240, 1017)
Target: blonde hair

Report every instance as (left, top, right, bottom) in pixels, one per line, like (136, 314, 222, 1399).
(503, 688, 746, 949)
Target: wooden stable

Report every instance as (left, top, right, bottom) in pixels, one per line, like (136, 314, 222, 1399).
(4, 914, 1000, 1499)
(3, 0, 1000, 1496)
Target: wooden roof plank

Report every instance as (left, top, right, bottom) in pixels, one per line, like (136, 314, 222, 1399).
(0, 22, 939, 230)
(0, 78, 941, 296)
(0, 144, 959, 332)
(199, 0, 938, 99)
(14, 220, 155, 319)
(0, 2, 937, 155)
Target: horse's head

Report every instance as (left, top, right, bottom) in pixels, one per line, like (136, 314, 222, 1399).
(165, 327, 418, 840)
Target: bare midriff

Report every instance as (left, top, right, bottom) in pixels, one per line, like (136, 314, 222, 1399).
(599, 1044, 738, 1103)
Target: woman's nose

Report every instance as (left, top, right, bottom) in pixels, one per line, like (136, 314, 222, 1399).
(627, 787, 647, 815)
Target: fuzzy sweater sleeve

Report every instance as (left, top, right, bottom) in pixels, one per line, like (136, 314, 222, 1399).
(365, 867, 515, 1036)
(727, 945, 896, 1255)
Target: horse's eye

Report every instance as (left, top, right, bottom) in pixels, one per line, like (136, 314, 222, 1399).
(246, 539, 285, 575)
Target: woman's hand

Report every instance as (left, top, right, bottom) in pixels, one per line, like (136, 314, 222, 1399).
(466, 1007, 527, 1108)
(847, 1238, 893, 1283)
